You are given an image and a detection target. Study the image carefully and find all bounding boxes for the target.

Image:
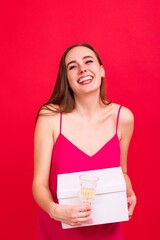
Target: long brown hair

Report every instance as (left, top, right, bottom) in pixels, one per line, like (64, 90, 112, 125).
(38, 43, 110, 116)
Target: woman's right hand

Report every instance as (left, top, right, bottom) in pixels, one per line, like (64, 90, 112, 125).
(49, 202, 92, 226)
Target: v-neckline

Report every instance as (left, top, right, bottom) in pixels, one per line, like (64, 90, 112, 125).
(58, 133, 118, 158)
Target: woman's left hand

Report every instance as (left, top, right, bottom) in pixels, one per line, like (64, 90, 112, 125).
(127, 193, 137, 219)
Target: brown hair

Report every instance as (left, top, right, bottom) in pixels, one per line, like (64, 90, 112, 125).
(38, 43, 110, 116)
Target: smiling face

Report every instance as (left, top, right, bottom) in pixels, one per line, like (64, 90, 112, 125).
(65, 46, 105, 96)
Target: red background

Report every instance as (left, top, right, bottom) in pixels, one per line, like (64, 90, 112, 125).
(0, 0, 160, 239)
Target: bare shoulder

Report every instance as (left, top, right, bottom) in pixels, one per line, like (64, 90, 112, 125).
(35, 104, 60, 138)
(38, 104, 60, 116)
(119, 106, 134, 126)
(37, 104, 59, 122)
(110, 103, 134, 140)
(111, 103, 134, 141)
(110, 103, 134, 124)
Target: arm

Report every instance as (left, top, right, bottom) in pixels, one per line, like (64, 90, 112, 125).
(32, 112, 91, 226)
(32, 114, 55, 214)
(118, 107, 137, 218)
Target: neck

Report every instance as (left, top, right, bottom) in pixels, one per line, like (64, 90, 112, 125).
(74, 91, 104, 119)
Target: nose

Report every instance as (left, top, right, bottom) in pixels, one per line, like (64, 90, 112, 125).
(79, 65, 87, 73)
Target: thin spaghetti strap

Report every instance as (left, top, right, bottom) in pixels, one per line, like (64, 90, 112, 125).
(59, 112, 62, 134)
(116, 105, 122, 133)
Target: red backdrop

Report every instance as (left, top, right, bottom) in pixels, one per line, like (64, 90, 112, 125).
(1, 0, 159, 239)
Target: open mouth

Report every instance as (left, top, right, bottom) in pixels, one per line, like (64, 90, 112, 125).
(77, 75, 93, 85)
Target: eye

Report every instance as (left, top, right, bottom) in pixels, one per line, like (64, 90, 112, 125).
(85, 60, 93, 64)
(68, 65, 77, 70)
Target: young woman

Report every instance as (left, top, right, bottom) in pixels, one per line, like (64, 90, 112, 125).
(32, 43, 136, 239)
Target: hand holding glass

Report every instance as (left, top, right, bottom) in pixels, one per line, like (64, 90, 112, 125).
(79, 174, 99, 203)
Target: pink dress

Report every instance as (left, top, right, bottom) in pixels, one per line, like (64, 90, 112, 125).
(36, 106, 123, 240)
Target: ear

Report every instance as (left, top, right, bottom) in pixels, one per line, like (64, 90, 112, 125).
(100, 65, 105, 78)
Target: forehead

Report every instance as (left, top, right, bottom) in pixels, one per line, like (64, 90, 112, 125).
(65, 46, 96, 63)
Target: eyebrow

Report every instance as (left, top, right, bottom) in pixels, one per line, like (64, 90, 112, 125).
(66, 55, 94, 69)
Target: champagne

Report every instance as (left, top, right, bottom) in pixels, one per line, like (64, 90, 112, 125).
(80, 187, 96, 202)
(79, 174, 99, 203)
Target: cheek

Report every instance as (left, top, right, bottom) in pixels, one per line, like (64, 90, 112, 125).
(67, 75, 73, 86)
(67, 71, 77, 84)
(66, 72, 71, 83)
(67, 76, 76, 90)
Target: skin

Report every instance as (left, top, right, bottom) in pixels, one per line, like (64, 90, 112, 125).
(32, 46, 136, 227)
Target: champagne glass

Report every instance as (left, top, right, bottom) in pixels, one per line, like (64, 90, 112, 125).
(79, 174, 99, 204)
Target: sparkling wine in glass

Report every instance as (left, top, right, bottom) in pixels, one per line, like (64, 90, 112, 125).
(79, 174, 99, 203)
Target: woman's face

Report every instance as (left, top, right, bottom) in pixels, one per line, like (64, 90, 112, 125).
(65, 46, 105, 96)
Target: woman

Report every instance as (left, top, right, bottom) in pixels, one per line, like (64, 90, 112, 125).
(32, 43, 136, 240)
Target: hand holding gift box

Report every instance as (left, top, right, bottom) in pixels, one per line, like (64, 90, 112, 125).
(57, 167, 129, 229)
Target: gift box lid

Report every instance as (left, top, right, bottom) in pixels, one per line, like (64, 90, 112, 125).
(57, 167, 126, 199)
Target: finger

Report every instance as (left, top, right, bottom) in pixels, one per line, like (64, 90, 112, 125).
(128, 201, 136, 219)
(77, 216, 91, 223)
(78, 209, 91, 218)
(71, 215, 91, 224)
(63, 220, 82, 227)
(128, 195, 136, 216)
(70, 221, 83, 226)
(75, 204, 91, 214)
(84, 203, 92, 211)
(80, 203, 92, 212)
(129, 214, 132, 219)
(128, 203, 134, 216)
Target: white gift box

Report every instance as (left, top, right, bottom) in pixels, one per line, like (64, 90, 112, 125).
(57, 167, 129, 229)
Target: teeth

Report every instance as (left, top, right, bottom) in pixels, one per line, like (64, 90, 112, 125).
(78, 76, 93, 83)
